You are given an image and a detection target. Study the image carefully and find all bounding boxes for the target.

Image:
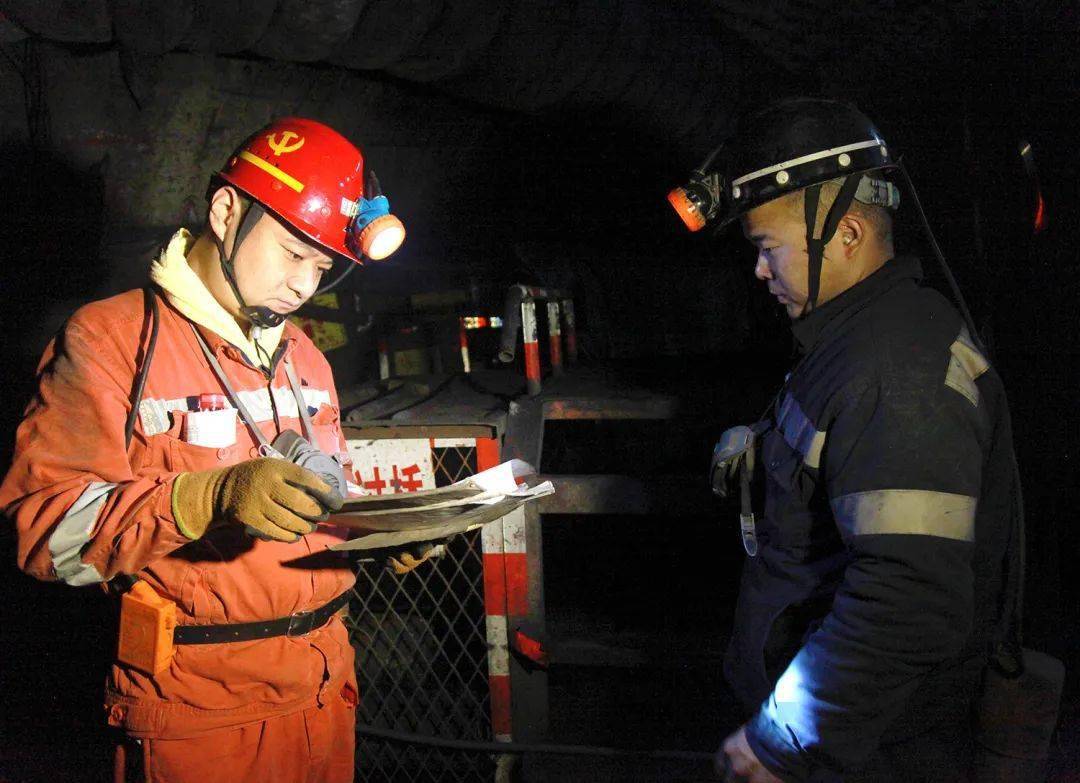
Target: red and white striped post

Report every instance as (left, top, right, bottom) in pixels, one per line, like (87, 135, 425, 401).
(458, 317, 472, 374)
(561, 298, 577, 365)
(477, 438, 514, 746)
(521, 299, 541, 396)
(377, 336, 391, 380)
(546, 301, 563, 377)
(483, 507, 531, 745)
(482, 524, 514, 746)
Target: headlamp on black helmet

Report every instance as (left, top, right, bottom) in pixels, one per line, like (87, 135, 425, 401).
(668, 98, 899, 233)
(668, 170, 723, 232)
(668, 97, 905, 312)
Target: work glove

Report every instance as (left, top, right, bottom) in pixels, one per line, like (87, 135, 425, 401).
(387, 542, 440, 575)
(172, 458, 344, 542)
(710, 424, 760, 499)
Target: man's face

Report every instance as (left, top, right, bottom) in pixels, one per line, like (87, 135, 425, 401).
(740, 197, 816, 320)
(231, 211, 335, 317)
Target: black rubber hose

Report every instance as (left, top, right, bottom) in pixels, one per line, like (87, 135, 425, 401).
(356, 722, 714, 762)
(896, 161, 984, 354)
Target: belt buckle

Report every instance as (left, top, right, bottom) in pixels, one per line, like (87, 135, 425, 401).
(286, 609, 315, 637)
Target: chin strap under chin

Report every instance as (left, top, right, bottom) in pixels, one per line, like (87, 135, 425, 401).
(803, 173, 862, 313)
(212, 201, 286, 329)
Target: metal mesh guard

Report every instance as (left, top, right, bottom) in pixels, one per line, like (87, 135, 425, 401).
(345, 444, 496, 782)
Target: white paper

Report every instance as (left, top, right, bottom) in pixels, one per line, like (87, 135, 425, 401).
(470, 458, 537, 494)
(510, 481, 555, 498)
(182, 409, 237, 448)
(323, 460, 553, 551)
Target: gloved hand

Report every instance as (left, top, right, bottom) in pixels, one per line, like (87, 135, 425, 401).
(172, 458, 344, 542)
(710, 425, 759, 499)
(387, 542, 439, 575)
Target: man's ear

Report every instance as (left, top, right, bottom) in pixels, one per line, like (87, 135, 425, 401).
(836, 214, 865, 258)
(206, 186, 242, 248)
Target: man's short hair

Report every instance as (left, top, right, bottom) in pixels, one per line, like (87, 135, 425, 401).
(783, 174, 894, 243)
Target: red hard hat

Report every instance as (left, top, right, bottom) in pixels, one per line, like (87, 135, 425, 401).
(215, 117, 404, 264)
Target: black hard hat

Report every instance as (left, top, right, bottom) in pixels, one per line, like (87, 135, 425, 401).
(721, 97, 895, 225)
(670, 97, 985, 349)
(668, 97, 900, 314)
(668, 97, 897, 232)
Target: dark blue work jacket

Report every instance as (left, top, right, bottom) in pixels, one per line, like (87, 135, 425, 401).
(726, 257, 1014, 780)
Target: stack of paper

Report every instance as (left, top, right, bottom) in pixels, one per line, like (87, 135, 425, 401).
(326, 460, 554, 551)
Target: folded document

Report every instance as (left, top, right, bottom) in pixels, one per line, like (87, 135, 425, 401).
(325, 459, 554, 551)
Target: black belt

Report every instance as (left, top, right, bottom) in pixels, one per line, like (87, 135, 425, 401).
(173, 591, 351, 645)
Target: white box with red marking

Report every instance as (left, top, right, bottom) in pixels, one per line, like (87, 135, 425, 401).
(346, 438, 435, 494)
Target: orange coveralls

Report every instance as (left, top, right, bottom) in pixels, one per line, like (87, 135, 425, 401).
(0, 285, 358, 781)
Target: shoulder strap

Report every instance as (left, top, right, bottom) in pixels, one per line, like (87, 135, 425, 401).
(114, 285, 161, 591)
(283, 358, 319, 445)
(125, 285, 161, 449)
(189, 324, 318, 451)
(189, 324, 271, 450)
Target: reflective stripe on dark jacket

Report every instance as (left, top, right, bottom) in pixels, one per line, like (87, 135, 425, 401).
(726, 257, 1013, 780)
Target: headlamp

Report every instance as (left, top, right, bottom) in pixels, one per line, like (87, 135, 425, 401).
(668, 178, 716, 232)
(667, 159, 724, 232)
(346, 193, 405, 262)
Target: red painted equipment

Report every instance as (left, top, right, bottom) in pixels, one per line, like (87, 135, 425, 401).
(521, 299, 541, 396)
(459, 317, 472, 373)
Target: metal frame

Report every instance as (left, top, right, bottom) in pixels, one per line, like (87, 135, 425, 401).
(342, 386, 710, 782)
(344, 427, 504, 782)
(499, 391, 705, 781)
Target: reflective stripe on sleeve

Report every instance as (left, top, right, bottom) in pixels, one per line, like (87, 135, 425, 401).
(777, 393, 827, 469)
(945, 326, 990, 407)
(831, 489, 977, 541)
(49, 481, 114, 585)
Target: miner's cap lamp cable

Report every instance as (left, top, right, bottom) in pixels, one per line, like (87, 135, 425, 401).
(313, 193, 405, 296)
(315, 175, 406, 294)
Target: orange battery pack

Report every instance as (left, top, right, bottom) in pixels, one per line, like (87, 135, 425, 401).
(117, 581, 177, 675)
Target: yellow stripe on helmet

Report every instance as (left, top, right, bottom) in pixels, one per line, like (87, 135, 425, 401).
(239, 150, 305, 193)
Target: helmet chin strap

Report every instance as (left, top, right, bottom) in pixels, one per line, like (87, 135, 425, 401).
(803, 173, 862, 315)
(212, 201, 287, 330)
